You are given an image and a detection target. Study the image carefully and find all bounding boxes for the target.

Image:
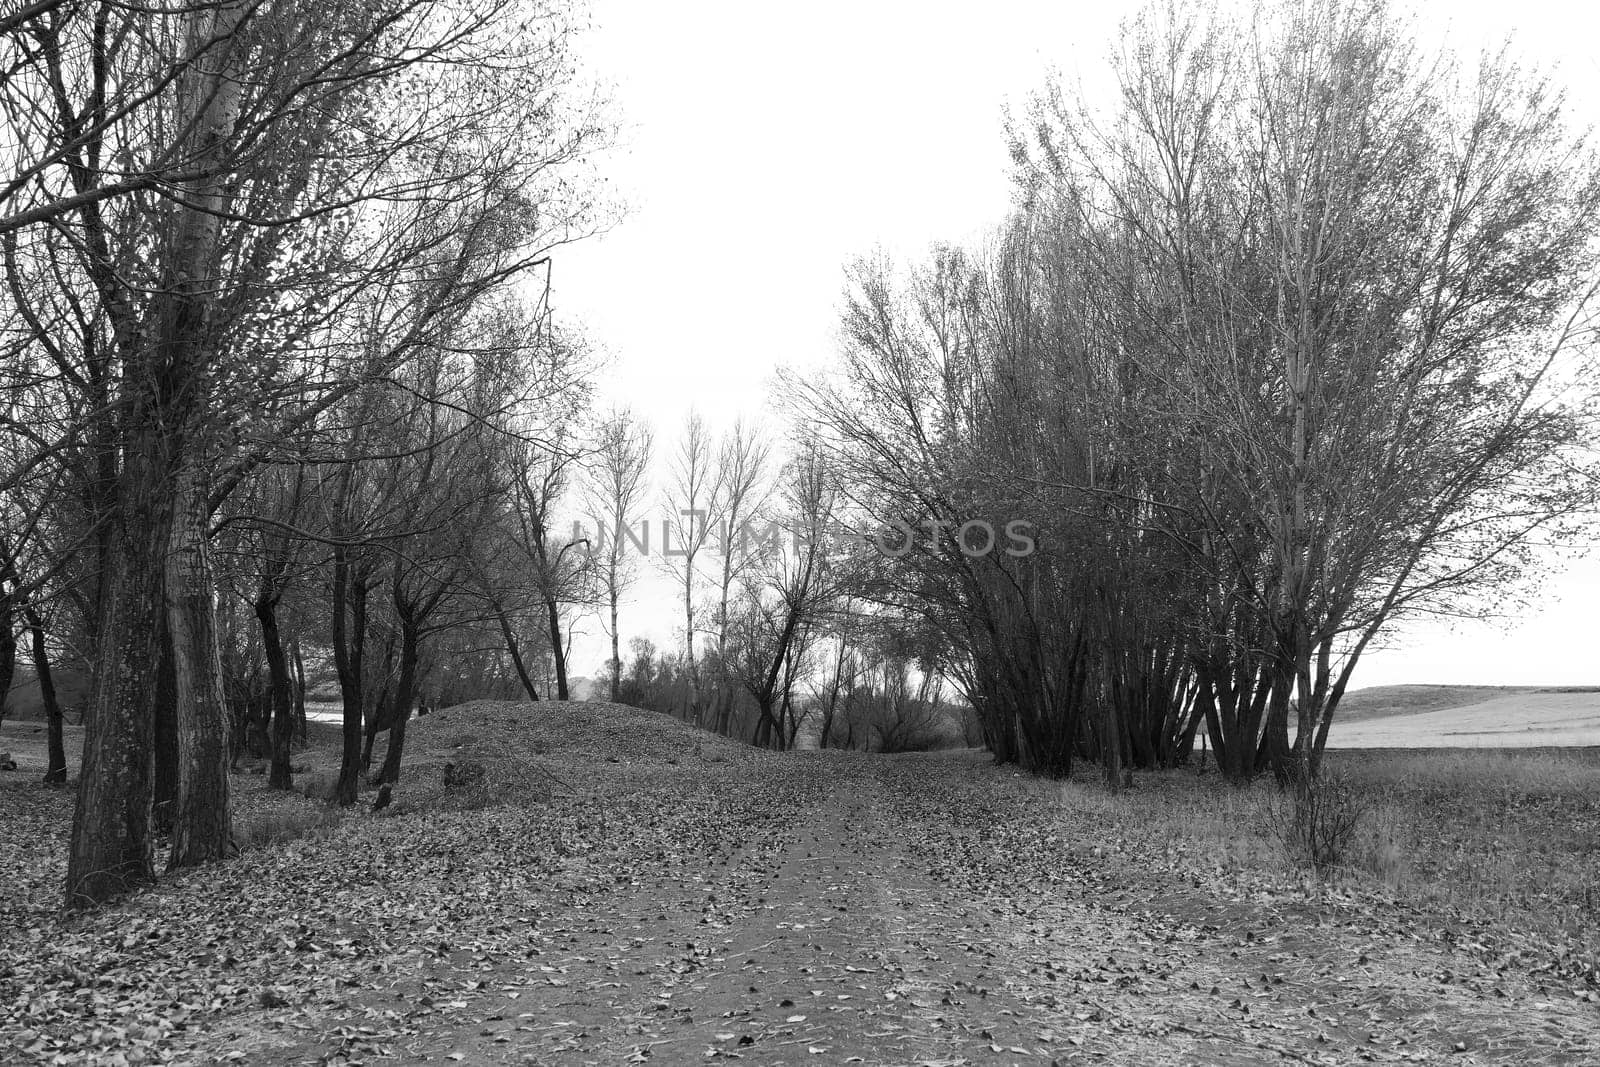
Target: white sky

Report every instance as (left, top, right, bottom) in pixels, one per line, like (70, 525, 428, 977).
(549, 0, 1600, 690)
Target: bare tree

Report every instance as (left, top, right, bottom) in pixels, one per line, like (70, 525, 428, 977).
(585, 410, 653, 701)
(659, 412, 722, 715)
(725, 444, 847, 749)
(507, 435, 596, 703)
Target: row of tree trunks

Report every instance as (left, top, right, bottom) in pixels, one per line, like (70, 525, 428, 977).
(66, 0, 248, 905)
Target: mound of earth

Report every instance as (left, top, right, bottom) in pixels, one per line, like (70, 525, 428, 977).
(390, 699, 770, 810)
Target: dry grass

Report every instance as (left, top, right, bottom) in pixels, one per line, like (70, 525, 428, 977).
(1051, 747, 1600, 939)
(1331, 749, 1600, 924)
(1266, 769, 1366, 874)
(235, 806, 344, 851)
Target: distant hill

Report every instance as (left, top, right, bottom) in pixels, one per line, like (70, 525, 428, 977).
(1328, 685, 1600, 748)
(1335, 684, 1532, 722)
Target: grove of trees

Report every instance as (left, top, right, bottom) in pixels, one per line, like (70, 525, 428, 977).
(0, 0, 612, 905)
(791, 0, 1600, 783)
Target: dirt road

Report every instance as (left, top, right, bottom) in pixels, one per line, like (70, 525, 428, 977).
(220, 750, 1597, 1066)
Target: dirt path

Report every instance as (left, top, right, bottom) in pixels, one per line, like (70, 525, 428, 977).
(214, 751, 1598, 1066)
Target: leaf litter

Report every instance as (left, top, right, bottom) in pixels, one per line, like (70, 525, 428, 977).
(1, 701, 1596, 1064)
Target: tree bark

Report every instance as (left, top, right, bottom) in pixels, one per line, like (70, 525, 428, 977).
(66, 494, 163, 906)
(166, 476, 233, 868)
(152, 619, 178, 832)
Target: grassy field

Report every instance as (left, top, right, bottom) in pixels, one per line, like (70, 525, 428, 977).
(1327, 686, 1600, 747)
(1062, 747, 1600, 942)
(1333, 684, 1533, 721)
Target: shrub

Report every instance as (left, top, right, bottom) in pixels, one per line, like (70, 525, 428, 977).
(1271, 768, 1364, 874)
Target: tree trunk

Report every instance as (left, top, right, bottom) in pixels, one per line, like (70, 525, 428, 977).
(166, 477, 233, 868)
(230, 613, 267, 759)
(66, 497, 163, 907)
(363, 630, 396, 770)
(0, 566, 14, 730)
(27, 607, 68, 785)
(332, 549, 367, 806)
(153, 0, 247, 872)
(751, 701, 774, 749)
(376, 617, 420, 785)
(255, 578, 294, 789)
(495, 608, 540, 701)
(818, 685, 839, 749)
(291, 635, 307, 742)
(152, 619, 178, 832)
(609, 591, 620, 702)
(545, 595, 569, 701)
(683, 578, 698, 711)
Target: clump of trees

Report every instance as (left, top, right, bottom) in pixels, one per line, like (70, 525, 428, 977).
(791, 0, 1600, 784)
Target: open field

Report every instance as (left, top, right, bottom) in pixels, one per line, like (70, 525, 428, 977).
(3, 700, 1598, 1064)
(1326, 687, 1600, 748)
(0, 719, 83, 774)
(1332, 685, 1533, 722)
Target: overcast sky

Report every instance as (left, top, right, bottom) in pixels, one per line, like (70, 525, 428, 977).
(548, 0, 1600, 691)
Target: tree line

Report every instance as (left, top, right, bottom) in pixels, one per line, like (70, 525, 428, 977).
(0, 0, 611, 906)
